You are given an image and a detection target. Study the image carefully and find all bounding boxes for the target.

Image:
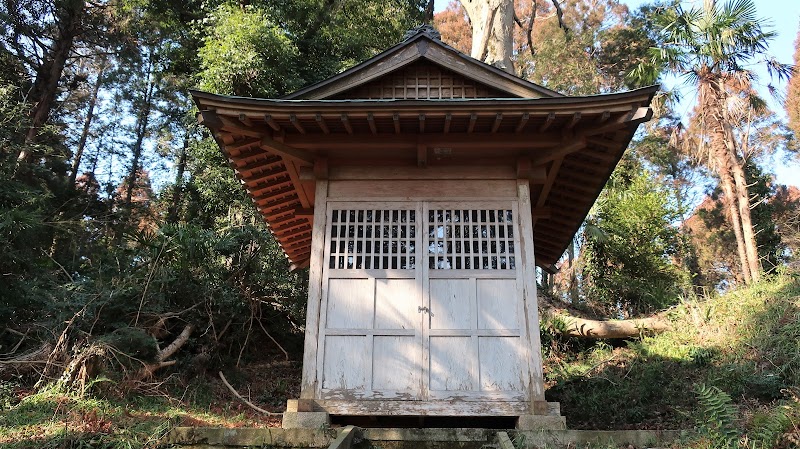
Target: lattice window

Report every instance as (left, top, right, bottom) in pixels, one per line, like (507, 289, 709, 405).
(328, 209, 416, 270)
(427, 209, 515, 270)
(331, 62, 509, 100)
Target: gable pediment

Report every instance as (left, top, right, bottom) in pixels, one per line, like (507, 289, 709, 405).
(284, 29, 562, 100)
(330, 60, 513, 100)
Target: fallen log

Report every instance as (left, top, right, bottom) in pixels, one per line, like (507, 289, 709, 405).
(0, 342, 54, 379)
(539, 295, 671, 339)
(549, 313, 671, 339)
(134, 323, 194, 380)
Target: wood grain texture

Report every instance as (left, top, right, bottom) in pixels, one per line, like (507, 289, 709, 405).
(328, 180, 517, 199)
(516, 180, 546, 401)
(299, 180, 328, 399)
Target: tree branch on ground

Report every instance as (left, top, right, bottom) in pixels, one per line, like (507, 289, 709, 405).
(134, 323, 194, 380)
(540, 296, 671, 339)
(219, 371, 282, 416)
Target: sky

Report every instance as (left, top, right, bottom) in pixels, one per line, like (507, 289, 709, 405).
(622, 0, 800, 188)
(434, 0, 800, 188)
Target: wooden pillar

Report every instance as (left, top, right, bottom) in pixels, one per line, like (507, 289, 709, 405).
(516, 179, 546, 402)
(300, 179, 329, 399)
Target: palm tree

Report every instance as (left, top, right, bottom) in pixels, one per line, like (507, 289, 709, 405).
(632, 0, 793, 284)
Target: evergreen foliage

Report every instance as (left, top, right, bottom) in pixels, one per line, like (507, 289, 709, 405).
(0, 0, 798, 445)
(579, 155, 690, 317)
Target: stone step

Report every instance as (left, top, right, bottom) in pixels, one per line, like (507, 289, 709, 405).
(164, 426, 689, 448)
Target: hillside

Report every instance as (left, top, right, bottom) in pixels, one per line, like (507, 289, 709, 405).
(1, 275, 799, 448)
(545, 273, 800, 447)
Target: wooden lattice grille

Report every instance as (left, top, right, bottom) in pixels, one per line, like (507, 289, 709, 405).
(427, 209, 516, 270)
(328, 209, 417, 270)
(331, 62, 510, 100)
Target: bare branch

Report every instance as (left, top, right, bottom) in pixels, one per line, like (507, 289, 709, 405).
(219, 371, 283, 416)
(527, 0, 537, 57)
(157, 324, 193, 362)
(256, 319, 289, 361)
(550, 0, 569, 35)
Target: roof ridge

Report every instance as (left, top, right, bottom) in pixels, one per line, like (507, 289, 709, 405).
(402, 24, 441, 42)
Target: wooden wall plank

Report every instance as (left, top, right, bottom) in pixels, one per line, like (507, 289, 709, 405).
(299, 180, 329, 399)
(516, 180, 545, 402)
(328, 180, 517, 199)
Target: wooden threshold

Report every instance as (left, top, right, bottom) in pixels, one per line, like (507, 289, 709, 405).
(308, 400, 533, 416)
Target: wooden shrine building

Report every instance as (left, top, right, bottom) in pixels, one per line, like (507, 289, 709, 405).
(191, 26, 656, 429)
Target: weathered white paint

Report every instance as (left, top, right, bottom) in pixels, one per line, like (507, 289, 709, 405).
(373, 336, 418, 391)
(516, 180, 546, 401)
(326, 278, 373, 329)
(375, 278, 417, 330)
(429, 279, 473, 330)
(313, 198, 542, 413)
(322, 335, 367, 390)
(300, 180, 328, 399)
(477, 279, 518, 330)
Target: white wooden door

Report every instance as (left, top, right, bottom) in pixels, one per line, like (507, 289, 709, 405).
(424, 202, 529, 402)
(317, 201, 529, 403)
(317, 203, 424, 400)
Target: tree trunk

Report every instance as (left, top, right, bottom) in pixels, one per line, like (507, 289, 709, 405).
(123, 62, 155, 211)
(704, 79, 754, 284)
(551, 313, 670, 339)
(69, 61, 105, 187)
(723, 122, 761, 281)
(715, 145, 751, 284)
(17, 0, 85, 163)
(460, 0, 515, 73)
(115, 55, 155, 242)
(167, 135, 189, 224)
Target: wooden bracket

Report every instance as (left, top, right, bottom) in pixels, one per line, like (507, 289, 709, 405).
(260, 135, 315, 164)
(293, 208, 314, 219)
(298, 158, 329, 180)
(530, 138, 586, 165)
(197, 110, 222, 129)
(417, 144, 427, 167)
(516, 157, 532, 178)
(314, 158, 329, 179)
(539, 263, 558, 275)
(517, 158, 547, 183)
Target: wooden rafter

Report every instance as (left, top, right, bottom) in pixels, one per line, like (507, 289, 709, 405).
(341, 114, 353, 134)
(515, 113, 529, 133)
(491, 113, 503, 133)
(264, 114, 281, 131)
(290, 114, 306, 134)
(315, 114, 330, 134)
(539, 112, 555, 132)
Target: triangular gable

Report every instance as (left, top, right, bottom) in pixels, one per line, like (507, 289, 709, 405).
(329, 60, 512, 100)
(283, 26, 562, 100)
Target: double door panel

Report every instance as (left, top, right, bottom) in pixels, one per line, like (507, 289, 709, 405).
(317, 201, 529, 402)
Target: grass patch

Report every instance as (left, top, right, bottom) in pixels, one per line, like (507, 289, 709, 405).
(545, 273, 800, 445)
(0, 374, 284, 448)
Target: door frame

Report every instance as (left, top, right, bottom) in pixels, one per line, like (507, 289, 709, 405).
(316, 200, 532, 403)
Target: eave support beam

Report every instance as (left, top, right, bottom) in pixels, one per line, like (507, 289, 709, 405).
(260, 136, 315, 165)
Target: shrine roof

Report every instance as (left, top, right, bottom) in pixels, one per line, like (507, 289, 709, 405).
(190, 26, 657, 270)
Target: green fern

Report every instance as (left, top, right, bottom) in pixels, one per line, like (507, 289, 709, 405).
(695, 384, 739, 448)
(749, 406, 791, 449)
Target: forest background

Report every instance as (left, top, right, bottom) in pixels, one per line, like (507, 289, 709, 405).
(1, 0, 800, 447)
